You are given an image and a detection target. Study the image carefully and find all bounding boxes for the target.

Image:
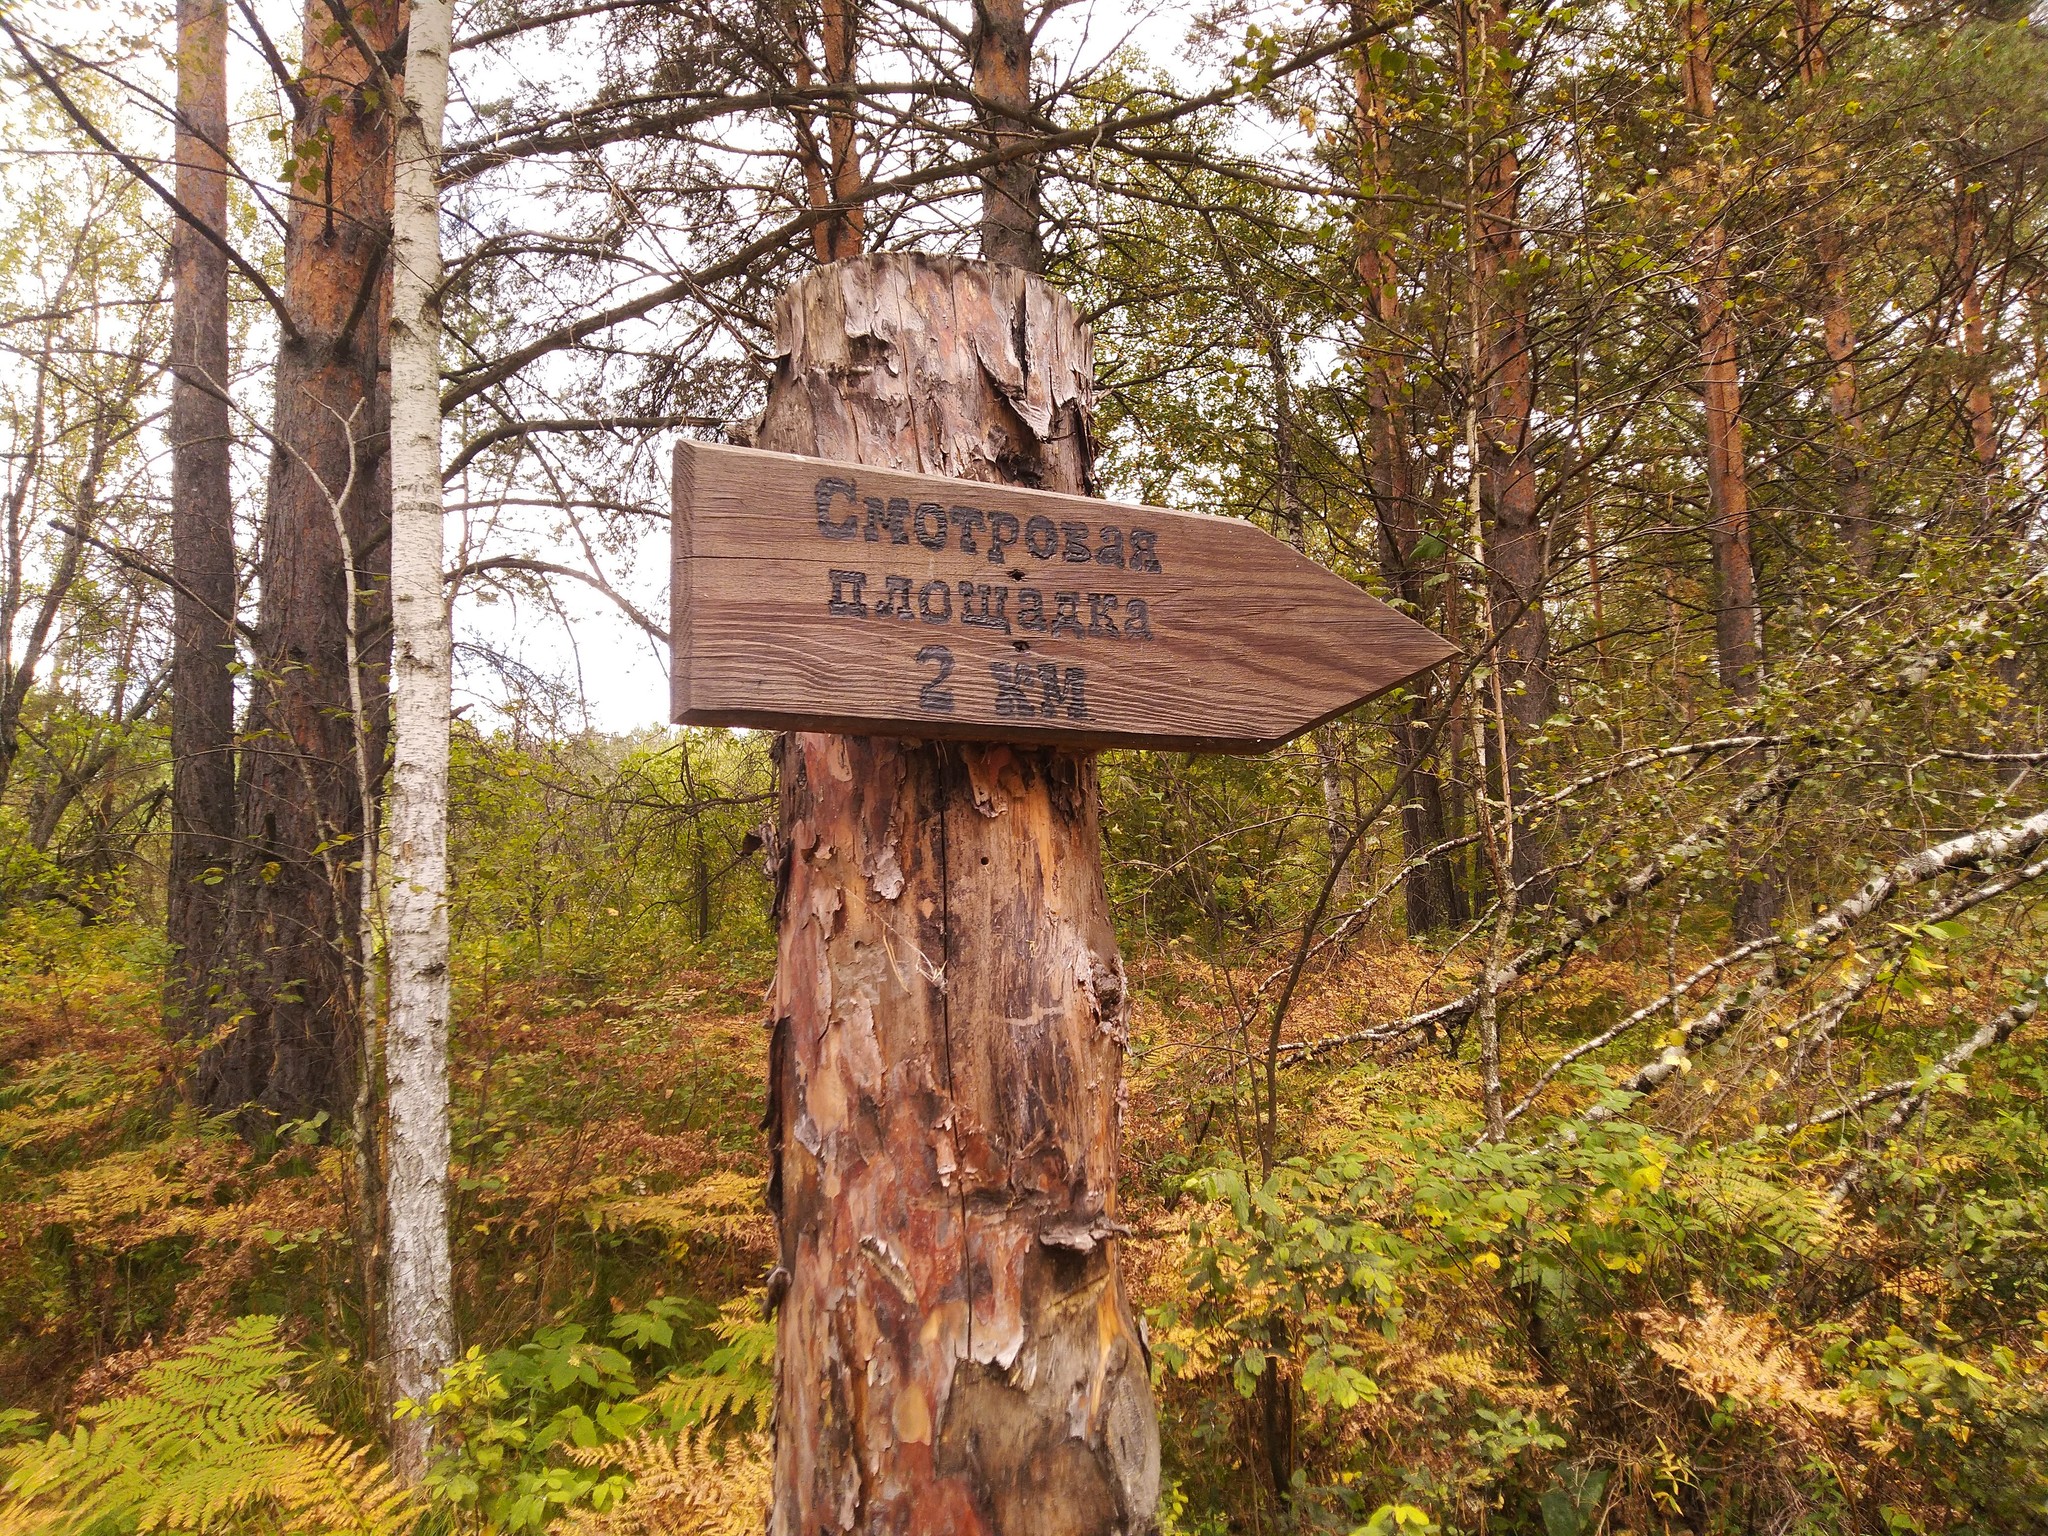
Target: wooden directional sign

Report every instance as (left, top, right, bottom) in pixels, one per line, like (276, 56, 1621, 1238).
(670, 439, 1457, 753)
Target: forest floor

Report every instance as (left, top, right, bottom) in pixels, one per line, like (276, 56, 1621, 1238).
(3, 900, 2044, 1535)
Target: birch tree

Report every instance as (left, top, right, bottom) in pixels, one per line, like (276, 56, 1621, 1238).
(385, 0, 457, 1480)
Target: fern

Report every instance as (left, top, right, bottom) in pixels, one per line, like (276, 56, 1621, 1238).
(637, 1298, 773, 1432)
(0, 1316, 414, 1536)
(549, 1427, 768, 1536)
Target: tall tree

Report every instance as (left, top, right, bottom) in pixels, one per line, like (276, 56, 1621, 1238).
(166, 0, 237, 1028)
(1679, 0, 1761, 701)
(785, 0, 867, 262)
(385, 0, 457, 1478)
(204, 0, 401, 1120)
(1350, 9, 1464, 932)
(1956, 175, 1999, 487)
(1679, 0, 1775, 939)
(1793, 0, 1874, 572)
(1469, 0, 1551, 900)
(972, 0, 1043, 271)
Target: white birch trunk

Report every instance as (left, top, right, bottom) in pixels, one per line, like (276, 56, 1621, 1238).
(386, 0, 456, 1483)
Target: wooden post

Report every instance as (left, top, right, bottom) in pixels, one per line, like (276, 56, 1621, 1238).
(756, 254, 1159, 1535)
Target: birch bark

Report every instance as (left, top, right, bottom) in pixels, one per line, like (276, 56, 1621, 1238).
(386, 0, 457, 1481)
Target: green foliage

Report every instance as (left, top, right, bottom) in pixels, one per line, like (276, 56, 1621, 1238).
(448, 728, 773, 991)
(637, 1298, 773, 1434)
(418, 1298, 772, 1534)
(0, 1317, 412, 1535)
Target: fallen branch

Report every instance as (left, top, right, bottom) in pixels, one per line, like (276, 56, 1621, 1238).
(1826, 995, 2042, 1204)
(1580, 806, 2048, 1127)
(1282, 759, 1801, 1066)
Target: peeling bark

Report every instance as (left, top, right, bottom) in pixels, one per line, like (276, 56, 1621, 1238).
(757, 254, 1158, 1536)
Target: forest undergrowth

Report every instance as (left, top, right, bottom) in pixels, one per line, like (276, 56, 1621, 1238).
(2, 841, 2043, 1536)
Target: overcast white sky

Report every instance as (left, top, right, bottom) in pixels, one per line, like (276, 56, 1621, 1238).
(448, 0, 1266, 736)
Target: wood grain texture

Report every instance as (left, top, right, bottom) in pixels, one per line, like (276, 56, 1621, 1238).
(758, 253, 1158, 1536)
(673, 439, 1456, 752)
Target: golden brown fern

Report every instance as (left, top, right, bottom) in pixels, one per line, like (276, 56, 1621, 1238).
(550, 1427, 769, 1536)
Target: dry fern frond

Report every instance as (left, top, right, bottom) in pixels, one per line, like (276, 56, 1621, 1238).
(1638, 1295, 1865, 1440)
(585, 1171, 770, 1259)
(551, 1426, 769, 1536)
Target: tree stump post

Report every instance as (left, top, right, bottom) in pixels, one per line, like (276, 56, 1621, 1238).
(755, 253, 1160, 1536)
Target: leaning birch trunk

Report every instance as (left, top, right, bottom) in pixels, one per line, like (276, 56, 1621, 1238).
(385, 0, 456, 1481)
(756, 254, 1159, 1536)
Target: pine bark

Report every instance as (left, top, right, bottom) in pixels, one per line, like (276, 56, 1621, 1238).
(1957, 180, 1999, 482)
(1795, 0, 1874, 572)
(1353, 9, 1462, 933)
(205, 0, 399, 1120)
(386, 0, 457, 1478)
(972, 0, 1043, 272)
(167, 0, 237, 1027)
(1472, 0, 1552, 903)
(786, 0, 866, 263)
(1681, 0, 1761, 700)
(1681, 0, 1775, 941)
(757, 254, 1158, 1536)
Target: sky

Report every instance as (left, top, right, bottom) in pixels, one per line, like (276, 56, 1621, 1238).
(445, 0, 1263, 737)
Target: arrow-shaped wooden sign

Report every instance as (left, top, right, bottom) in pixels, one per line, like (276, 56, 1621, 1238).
(670, 439, 1457, 753)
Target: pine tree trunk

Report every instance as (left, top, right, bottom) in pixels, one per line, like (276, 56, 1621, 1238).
(1473, 0, 1552, 904)
(386, 0, 457, 1478)
(972, 0, 1043, 272)
(1795, 0, 1874, 572)
(1353, 8, 1461, 933)
(207, 0, 399, 1121)
(1957, 182, 1999, 483)
(1683, 0, 1776, 941)
(756, 254, 1159, 1536)
(167, 0, 237, 1028)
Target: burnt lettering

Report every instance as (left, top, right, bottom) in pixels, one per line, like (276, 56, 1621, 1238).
(1086, 593, 1119, 636)
(916, 645, 956, 713)
(917, 579, 953, 624)
(1036, 663, 1088, 720)
(953, 504, 986, 553)
(1024, 515, 1058, 559)
(864, 496, 910, 544)
(1128, 527, 1161, 572)
(1050, 591, 1084, 639)
(1062, 522, 1092, 561)
(986, 510, 1020, 562)
(827, 568, 868, 616)
(1095, 526, 1125, 568)
(991, 662, 1033, 716)
(1016, 588, 1047, 631)
(914, 501, 949, 550)
(875, 573, 913, 620)
(817, 477, 859, 539)
(959, 582, 1012, 634)
(1124, 598, 1153, 639)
